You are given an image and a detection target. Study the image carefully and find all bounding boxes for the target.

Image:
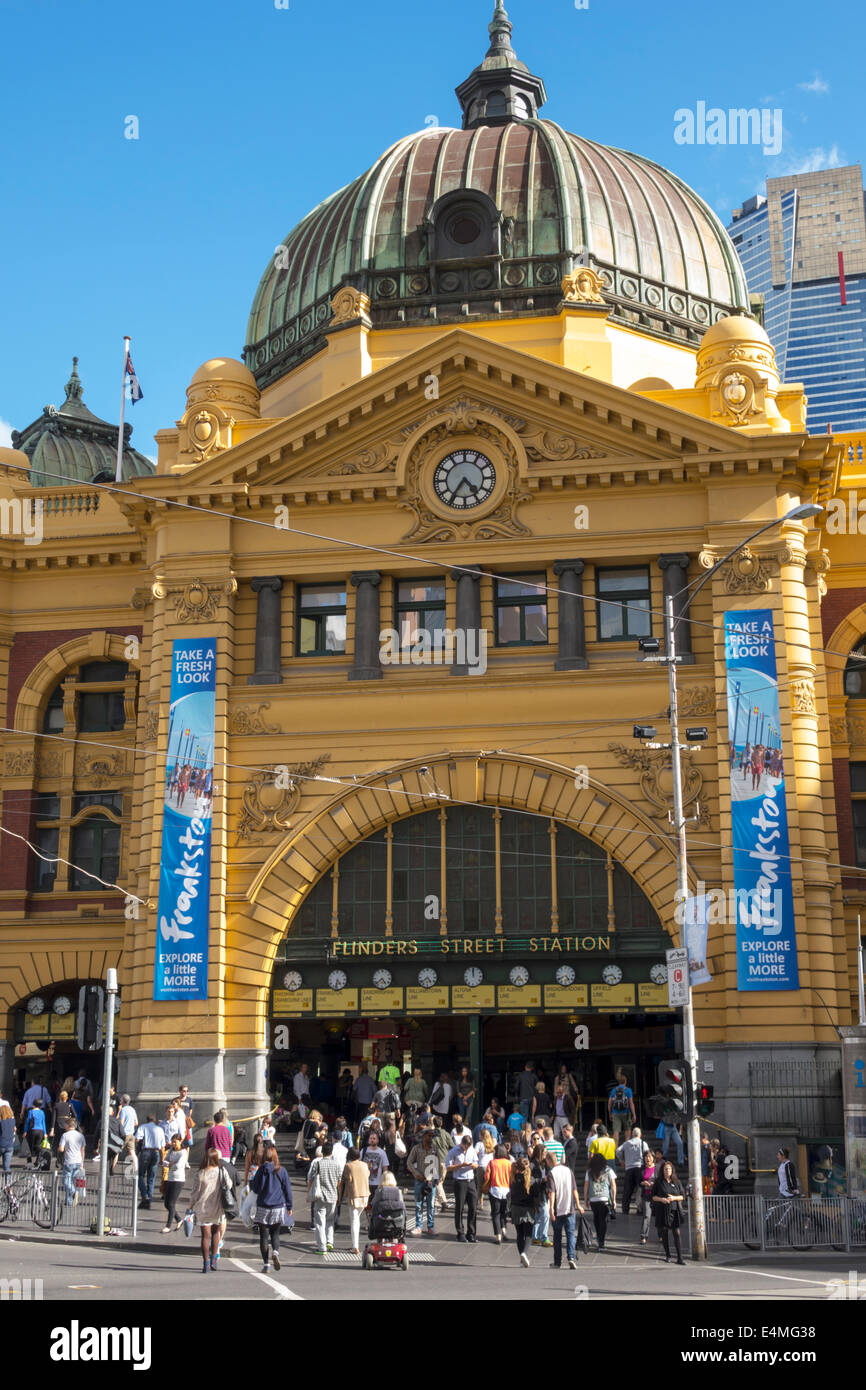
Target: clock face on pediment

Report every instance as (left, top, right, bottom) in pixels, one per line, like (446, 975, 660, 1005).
(432, 449, 496, 510)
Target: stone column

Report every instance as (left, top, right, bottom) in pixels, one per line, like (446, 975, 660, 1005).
(553, 559, 588, 670)
(349, 571, 383, 681)
(658, 553, 694, 663)
(248, 577, 283, 685)
(451, 566, 482, 676)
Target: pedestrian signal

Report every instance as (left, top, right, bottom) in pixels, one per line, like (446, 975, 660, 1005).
(697, 1083, 715, 1118)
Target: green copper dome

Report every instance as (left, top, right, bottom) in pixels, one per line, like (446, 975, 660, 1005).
(245, 4, 749, 390)
(12, 359, 155, 487)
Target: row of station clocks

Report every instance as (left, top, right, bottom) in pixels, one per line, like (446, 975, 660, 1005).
(283, 963, 670, 992)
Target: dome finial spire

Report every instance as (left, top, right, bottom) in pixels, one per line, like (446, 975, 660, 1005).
(64, 356, 83, 404)
(487, 1, 515, 57)
(456, 0, 547, 129)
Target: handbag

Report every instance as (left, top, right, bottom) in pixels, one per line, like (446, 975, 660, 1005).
(394, 1134, 407, 1159)
(219, 1165, 238, 1221)
(240, 1187, 257, 1229)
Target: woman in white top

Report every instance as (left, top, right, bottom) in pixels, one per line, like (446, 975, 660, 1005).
(162, 1134, 188, 1232)
(474, 1129, 496, 1207)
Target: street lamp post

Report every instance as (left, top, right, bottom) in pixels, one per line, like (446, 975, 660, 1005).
(648, 502, 821, 1261)
(95, 967, 119, 1241)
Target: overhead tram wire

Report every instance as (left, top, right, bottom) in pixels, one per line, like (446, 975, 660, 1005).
(0, 457, 848, 656)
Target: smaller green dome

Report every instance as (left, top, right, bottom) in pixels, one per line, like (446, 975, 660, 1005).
(12, 359, 155, 487)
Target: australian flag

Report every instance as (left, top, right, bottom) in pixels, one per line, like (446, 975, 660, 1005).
(125, 353, 143, 403)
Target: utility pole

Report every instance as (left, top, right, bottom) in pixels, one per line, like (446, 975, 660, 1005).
(95, 967, 118, 1241)
(664, 594, 707, 1260)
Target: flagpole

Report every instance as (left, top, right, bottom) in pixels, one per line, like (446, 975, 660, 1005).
(858, 914, 866, 1027)
(115, 336, 130, 483)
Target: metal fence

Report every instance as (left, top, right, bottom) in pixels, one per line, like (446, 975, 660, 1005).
(748, 1061, 843, 1137)
(691, 1193, 866, 1252)
(0, 1169, 138, 1235)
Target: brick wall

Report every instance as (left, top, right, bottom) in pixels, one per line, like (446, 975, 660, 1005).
(6, 626, 141, 724)
(821, 587, 866, 646)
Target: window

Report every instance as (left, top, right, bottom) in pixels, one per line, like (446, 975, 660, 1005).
(494, 574, 548, 646)
(596, 566, 652, 640)
(76, 660, 129, 732)
(33, 795, 60, 892)
(69, 817, 120, 891)
(43, 686, 64, 733)
(73, 792, 123, 815)
(486, 90, 506, 117)
(297, 584, 346, 656)
(396, 580, 446, 649)
(845, 640, 866, 697)
(852, 762, 866, 867)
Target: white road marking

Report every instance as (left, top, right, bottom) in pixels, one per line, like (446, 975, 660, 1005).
(229, 1256, 303, 1299)
(716, 1266, 833, 1286)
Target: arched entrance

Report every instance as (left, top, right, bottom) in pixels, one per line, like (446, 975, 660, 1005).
(264, 795, 681, 1130)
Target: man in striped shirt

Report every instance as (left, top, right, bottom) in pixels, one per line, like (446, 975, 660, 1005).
(542, 1126, 565, 1165)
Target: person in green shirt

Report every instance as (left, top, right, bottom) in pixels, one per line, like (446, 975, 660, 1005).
(403, 1066, 429, 1118)
(377, 1051, 401, 1088)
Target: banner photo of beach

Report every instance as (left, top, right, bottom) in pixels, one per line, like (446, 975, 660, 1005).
(153, 639, 216, 1002)
(724, 610, 798, 991)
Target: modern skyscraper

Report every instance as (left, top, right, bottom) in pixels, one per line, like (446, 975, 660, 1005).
(729, 165, 866, 433)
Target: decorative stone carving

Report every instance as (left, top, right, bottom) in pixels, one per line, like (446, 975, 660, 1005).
(236, 755, 330, 841)
(329, 439, 401, 475)
(679, 685, 716, 717)
(154, 577, 237, 622)
(141, 710, 159, 742)
(520, 427, 605, 462)
(848, 715, 866, 745)
(809, 548, 831, 598)
(609, 742, 710, 828)
(37, 751, 63, 778)
(329, 286, 371, 327)
(790, 678, 816, 715)
(561, 268, 607, 305)
(699, 546, 777, 595)
(4, 750, 34, 776)
(228, 703, 282, 736)
(75, 751, 125, 787)
(401, 411, 531, 544)
(695, 316, 790, 434)
(131, 587, 152, 610)
(830, 717, 848, 744)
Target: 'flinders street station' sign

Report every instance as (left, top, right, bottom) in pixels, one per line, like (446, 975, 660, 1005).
(330, 934, 613, 956)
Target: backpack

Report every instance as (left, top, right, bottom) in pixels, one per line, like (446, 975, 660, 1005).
(611, 1085, 630, 1114)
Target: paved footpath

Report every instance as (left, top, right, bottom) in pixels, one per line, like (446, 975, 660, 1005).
(2, 1161, 863, 1301)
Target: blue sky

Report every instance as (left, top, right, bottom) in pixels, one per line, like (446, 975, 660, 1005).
(0, 0, 859, 459)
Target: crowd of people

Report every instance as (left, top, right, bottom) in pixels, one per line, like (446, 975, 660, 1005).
(1, 1057, 749, 1273)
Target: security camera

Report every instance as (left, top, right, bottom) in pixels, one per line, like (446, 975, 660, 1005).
(418, 765, 430, 776)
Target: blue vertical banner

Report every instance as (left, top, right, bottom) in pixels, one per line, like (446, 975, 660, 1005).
(153, 639, 216, 1001)
(724, 610, 799, 991)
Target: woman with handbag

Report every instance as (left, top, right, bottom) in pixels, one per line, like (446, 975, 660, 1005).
(250, 1139, 293, 1273)
(187, 1149, 224, 1273)
(651, 1159, 686, 1264)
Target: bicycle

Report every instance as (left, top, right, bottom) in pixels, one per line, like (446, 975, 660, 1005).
(743, 1196, 813, 1251)
(0, 1175, 52, 1228)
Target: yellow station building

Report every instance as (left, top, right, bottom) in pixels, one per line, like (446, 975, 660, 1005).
(1, 4, 864, 1172)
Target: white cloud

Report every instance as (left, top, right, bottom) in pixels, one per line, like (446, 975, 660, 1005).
(0, 417, 13, 448)
(798, 75, 830, 94)
(773, 143, 846, 174)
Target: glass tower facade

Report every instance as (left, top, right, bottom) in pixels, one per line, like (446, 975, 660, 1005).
(728, 166, 866, 433)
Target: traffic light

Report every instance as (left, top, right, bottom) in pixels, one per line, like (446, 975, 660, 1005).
(697, 1082, 715, 1118)
(654, 1060, 694, 1122)
(77, 984, 104, 1051)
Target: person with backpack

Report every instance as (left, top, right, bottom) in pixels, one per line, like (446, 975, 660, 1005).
(25, 1101, 48, 1163)
(584, 1152, 617, 1251)
(608, 1076, 636, 1141)
(430, 1115, 451, 1211)
(616, 1126, 650, 1215)
(509, 1154, 542, 1267)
